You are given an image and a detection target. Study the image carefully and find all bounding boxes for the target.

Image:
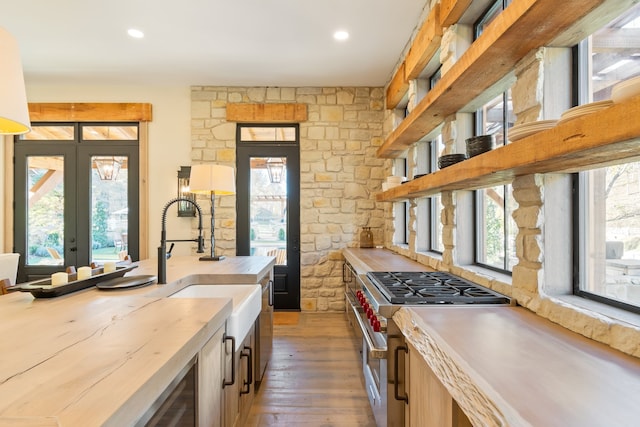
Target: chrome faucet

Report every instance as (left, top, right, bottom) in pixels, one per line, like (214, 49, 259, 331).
(158, 197, 205, 284)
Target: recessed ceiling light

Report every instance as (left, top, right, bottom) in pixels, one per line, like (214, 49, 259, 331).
(333, 30, 349, 41)
(127, 28, 145, 39)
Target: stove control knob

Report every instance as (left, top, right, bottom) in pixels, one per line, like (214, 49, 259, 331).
(366, 307, 373, 319)
(362, 302, 369, 311)
(370, 315, 377, 326)
(373, 319, 381, 332)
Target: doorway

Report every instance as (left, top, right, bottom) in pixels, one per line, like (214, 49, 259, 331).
(236, 124, 300, 310)
(13, 123, 139, 281)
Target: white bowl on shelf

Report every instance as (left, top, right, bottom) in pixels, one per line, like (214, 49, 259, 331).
(386, 176, 405, 185)
(558, 100, 613, 124)
(509, 120, 557, 142)
(612, 75, 640, 103)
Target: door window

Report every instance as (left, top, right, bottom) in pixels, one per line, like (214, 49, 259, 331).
(249, 157, 288, 265)
(26, 155, 65, 265)
(14, 123, 139, 280)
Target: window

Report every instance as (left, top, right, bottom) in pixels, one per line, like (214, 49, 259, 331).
(429, 135, 444, 253)
(394, 158, 409, 245)
(474, 0, 512, 38)
(575, 3, 640, 312)
(14, 123, 139, 280)
(472, 2, 516, 272)
(474, 91, 517, 272)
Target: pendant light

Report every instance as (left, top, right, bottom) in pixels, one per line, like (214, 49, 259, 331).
(0, 27, 31, 135)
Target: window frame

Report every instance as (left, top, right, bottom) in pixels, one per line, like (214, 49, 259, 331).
(572, 26, 640, 314)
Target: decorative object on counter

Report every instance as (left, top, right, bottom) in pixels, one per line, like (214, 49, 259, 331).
(177, 166, 196, 217)
(157, 198, 206, 284)
(438, 153, 467, 169)
(18, 263, 138, 298)
(0, 27, 31, 135)
(77, 266, 92, 280)
(359, 227, 374, 248)
(51, 272, 68, 287)
(611, 75, 640, 103)
(104, 261, 117, 273)
(466, 134, 495, 158)
(189, 164, 236, 261)
(96, 275, 157, 290)
(558, 100, 613, 124)
(508, 120, 557, 142)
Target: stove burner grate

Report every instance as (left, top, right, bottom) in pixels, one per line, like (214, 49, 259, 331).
(366, 271, 510, 305)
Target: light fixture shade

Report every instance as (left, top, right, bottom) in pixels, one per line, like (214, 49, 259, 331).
(177, 166, 196, 217)
(189, 164, 236, 195)
(0, 27, 31, 135)
(94, 156, 122, 181)
(266, 157, 284, 184)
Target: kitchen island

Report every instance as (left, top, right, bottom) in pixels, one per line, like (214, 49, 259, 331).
(0, 255, 275, 427)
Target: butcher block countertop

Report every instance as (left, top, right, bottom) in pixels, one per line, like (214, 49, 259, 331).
(0, 255, 275, 426)
(342, 248, 429, 274)
(394, 306, 640, 427)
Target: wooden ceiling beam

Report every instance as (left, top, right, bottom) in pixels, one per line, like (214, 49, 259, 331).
(226, 103, 307, 123)
(28, 103, 153, 122)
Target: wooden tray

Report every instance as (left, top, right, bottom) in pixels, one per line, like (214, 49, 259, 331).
(17, 264, 138, 298)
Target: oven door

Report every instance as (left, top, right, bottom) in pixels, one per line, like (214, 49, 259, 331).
(345, 267, 364, 340)
(348, 295, 388, 426)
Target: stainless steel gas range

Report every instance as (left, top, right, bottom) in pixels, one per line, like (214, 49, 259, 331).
(344, 266, 512, 427)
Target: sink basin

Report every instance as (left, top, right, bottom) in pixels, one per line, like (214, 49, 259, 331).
(169, 284, 261, 351)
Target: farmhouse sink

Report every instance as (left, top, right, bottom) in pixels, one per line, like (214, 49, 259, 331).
(169, 284, 261, 351)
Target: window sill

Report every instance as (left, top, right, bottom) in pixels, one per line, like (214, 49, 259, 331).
(456, 264, 512, 286)
(550, 294, 640, 329)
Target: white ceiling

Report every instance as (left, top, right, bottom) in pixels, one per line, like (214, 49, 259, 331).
(2, 0, 428, 87)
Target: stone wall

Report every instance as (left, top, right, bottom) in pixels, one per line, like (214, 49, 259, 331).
(191, 86, 388, 311)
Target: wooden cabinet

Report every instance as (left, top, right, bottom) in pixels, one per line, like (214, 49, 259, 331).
(404, 341, 471, 427)
(198, 325, 226, 427)
(223, 324, 256, 427)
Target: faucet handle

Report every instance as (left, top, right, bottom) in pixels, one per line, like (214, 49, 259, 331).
(166, 243, 175, 259)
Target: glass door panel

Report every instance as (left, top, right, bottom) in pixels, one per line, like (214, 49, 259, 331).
(250, 157, 287, 265)
(26, 156, 65, 266)
(90, 155, 129, 263)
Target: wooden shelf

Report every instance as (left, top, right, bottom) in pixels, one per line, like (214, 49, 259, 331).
(377, 97, 640, 201)
(377, 0, 609, 159)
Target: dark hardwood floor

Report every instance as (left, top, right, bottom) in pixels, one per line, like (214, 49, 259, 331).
(246, 312, 377, 426)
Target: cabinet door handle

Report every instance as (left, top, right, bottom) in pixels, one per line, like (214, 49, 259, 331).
(240, 346, 253, 395)
(394, 344, 409, 404)
(222, 335, 236, 388)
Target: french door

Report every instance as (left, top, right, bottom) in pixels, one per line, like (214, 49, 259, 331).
(13, 123, 139, 281)
(236, 124, 300, 310)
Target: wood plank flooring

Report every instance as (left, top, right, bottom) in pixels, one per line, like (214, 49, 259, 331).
(246, 312, 377, 427)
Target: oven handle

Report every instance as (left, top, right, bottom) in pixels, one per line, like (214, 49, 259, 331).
(394, 344, 409, 404)
(349, 301, 387, 359)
